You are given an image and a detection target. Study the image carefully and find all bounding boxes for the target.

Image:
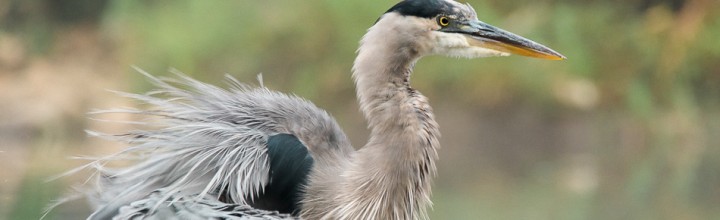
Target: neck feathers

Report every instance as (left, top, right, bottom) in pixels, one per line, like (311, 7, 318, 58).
(339, 12, 440, 219)
(353, 13, 428, 129)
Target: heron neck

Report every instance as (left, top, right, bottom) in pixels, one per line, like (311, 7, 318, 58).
(341, 23, 440, 218)
(351, 13, 441, 158)
(351, 32, 439, 153)
(352, 20, 423, 129)
(352, 53, 416, 129)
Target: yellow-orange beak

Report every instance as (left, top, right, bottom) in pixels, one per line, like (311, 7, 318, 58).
(445, 20, 566, 60)
(469, 37, 566, 60)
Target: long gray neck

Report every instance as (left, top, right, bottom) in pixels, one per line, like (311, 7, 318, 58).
(340, 16, 440, 219)
(352, 41, 418, 131)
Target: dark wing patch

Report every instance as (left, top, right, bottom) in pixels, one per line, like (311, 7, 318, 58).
(249, 134, 313, 215)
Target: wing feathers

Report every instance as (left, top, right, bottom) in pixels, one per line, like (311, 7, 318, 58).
(55, 69, 350, 219)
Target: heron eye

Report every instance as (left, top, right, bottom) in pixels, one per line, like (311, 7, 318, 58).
(438, 16, 450, 26)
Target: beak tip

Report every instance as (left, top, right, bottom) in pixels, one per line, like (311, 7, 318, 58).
(537, 53, 565, 61)
(549, 51, 567, 60)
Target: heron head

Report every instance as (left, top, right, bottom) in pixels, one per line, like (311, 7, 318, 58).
(378, 0, 565, 60)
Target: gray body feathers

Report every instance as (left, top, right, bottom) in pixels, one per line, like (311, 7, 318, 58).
(80, 63, 439, 219)
(83, 69, 353, 219)
(114, 190, 298, 220)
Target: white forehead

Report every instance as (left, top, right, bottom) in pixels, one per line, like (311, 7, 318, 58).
(443, 0, 478, 20)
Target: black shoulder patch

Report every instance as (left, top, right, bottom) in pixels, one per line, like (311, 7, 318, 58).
(385, 0, 454, 18)
(248, 134, 313, 215)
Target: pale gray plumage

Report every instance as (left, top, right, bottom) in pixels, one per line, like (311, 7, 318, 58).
(113, 190, 297, 220)
(80, 69, 352, 219)
(58, 0, 565, 219)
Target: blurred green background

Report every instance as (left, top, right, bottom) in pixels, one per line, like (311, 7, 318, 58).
(1, 0, 719, 219)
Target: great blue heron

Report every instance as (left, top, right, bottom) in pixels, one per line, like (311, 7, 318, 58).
(63, 0, 564, 219)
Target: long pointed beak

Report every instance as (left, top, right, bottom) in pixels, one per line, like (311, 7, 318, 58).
(461, 20, 566, 60)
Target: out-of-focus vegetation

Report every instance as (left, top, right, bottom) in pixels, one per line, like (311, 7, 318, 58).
(1, 0, 718, 219)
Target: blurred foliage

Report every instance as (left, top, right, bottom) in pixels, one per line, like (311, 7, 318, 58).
(1, 0, 719, 219)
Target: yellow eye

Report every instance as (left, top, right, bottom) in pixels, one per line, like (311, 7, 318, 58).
(438, 16, 449, 26)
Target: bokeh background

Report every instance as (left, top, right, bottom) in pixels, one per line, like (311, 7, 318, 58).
(1, 0, 719, 219)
